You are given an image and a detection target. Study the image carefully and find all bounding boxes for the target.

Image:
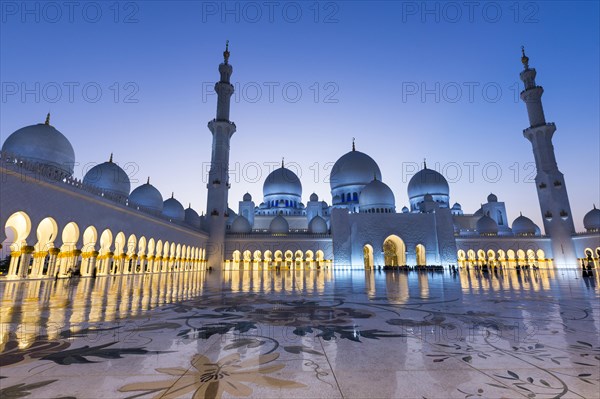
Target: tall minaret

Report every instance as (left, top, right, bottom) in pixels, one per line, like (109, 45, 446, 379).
(519, 47, 576, 267)
(206, 41, 236, 269)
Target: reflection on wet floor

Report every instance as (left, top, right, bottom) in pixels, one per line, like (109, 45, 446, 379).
(0, 267, 598, 399)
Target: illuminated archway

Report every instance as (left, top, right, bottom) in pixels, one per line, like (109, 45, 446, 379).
(363, 244, 374, 269)
(383, 235, 405, 266)
(416, 244, 426, 266)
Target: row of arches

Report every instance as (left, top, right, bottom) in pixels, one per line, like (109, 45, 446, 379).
(363, 235, 427, 268)
(2, 211, 206, 279)
(226, 249, 330, 270)
(457, 248, 550, 268)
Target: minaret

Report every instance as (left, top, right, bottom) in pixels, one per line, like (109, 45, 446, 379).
(206, 41, 236, 269)
(519, 47, 576, 267)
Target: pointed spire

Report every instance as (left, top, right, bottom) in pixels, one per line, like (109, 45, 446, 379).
(423, 158, 427, 169)
(223, 40, 230, 64)
(147, 176, 150, 184)
(521, 45, 529, 69)
(352, 137, 356, 151)
(109, 153, 113, 163)
(171, 192, 174, 199)
(281, 157, 284, 168)
(44, 112, 51, 125)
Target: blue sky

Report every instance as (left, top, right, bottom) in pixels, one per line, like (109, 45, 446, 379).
(1, 1, 598, 230)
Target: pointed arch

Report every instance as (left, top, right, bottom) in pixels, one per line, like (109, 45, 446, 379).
(383, 235, 406, 266)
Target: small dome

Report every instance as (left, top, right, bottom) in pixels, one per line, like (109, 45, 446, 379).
(2, 116, 75, 177)
(452, 202, 462, 210)
(83, 155, 130, 198)
(310, 193, 319, 202)
(477, 215, 498, 235)
(512, 213, 538, 235)
(263, 166, 302, 198)
(185, 205, 201, 228)
(487, 193, 498, 203)
(243, 192, 252, 201)
(129, 178, 163, 212)
(308, 215, 328, 234)
(407, 167, 449, 200)
(583, 206, 600, 231)
(162, 194, 185, 222)
(269, 215, 289, 234)
(231, 215, 252, 233)
(330, 149, 381, 191)
(401, 206, 409, 213)
(474, 208, 483, 216)
(359, 179, 395, 211)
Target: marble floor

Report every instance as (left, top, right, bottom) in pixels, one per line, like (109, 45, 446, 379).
(0, 268, 599, 399)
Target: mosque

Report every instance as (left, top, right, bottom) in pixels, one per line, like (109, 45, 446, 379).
(0, 45, 598, 279)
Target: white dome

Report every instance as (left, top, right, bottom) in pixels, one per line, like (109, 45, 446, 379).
(308, 215, 328, 234)
(129, 179, 163, 212)
(583, 206, 600, 231)
(263, 166, 302, 198)
(359, 179, 395, 212)
(162, 194, 185, 222)
(269, 215, 289, 234)
(452, 202, 462, 210)
(83, 155, 130, 198)
(477, 215, 498, 235)
(231, 215, 251, 233)
(330, 149, 381, 191)
(512, 213, 538, 235)
(407, 167, 449, 200)
(2, 116, 75, 177)
(185, 205, 201, 228)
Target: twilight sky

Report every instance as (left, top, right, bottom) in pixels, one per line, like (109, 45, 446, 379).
(1, 1, 598, 231)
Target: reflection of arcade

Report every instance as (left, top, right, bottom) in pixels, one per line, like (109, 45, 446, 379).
(226, 249, 330, 270)
(222, 267, 333, 294)
(457, 248, 552, 269)
(0, 272, 205, 351)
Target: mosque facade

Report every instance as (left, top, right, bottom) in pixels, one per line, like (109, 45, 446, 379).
(0, 46, 598, 279)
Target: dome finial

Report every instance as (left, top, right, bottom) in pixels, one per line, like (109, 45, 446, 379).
(521, 45, 529, 69)
(223, 40, 230, 64)
(189, 202, 191, 208)
(109, 153, 113, 163)
(45, 112, 51, 125)
(352, 137, 355, 151)
(520, 211, 523, 216)
(423, 158, 427, 169)
(281, 157, 284, 168)
(147, 176, 150, 184)
(171, 192, 174, 199)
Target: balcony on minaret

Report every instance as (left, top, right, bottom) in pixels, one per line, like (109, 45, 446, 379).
(544, 211, 553, 221)
(560, 210, 569, 220)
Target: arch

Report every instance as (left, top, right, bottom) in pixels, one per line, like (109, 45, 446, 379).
(363, 244, 374, 268)
(284, 250, 293, 260)
(487, 250, 495, 260)
(156, 240, 163, 257)
(457, 250, 466, 260)
(99, 229, 113, 254)
(383, 235, 406, 266)
(497, 249, 506, 260)
(294, 250, 303, 260)
(138, 236, 147, 256)
(243, 250, 252, 261)
(253, 250, 262, 261)
(416, 244, 426, 266)
(516, 249, 526, 261)
(147, 238, 155, 257)
(274, 250, 283, 261)
(477, 249, 486, 260)
(467, 249, 476, 260)
(264, 250, 273, 261)
(126, 234, 137, 256)
(232, 250, 241, 262)
(176, 244, 182, 259)
(507, 249, 516, 260)
(35, 217, 58, 252)
(305, 250, 314, 260)
(169, 242, 176, 258)
(81, 225, 98, 253)
(60, 222, 80, 250)
(114, 232, 126, 255)
(4, 211, 32, 249)
(316, 250, 324, 262)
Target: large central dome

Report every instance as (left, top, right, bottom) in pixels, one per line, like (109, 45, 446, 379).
(330, 149, 381, 191)
(263, 166, 302, 198)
